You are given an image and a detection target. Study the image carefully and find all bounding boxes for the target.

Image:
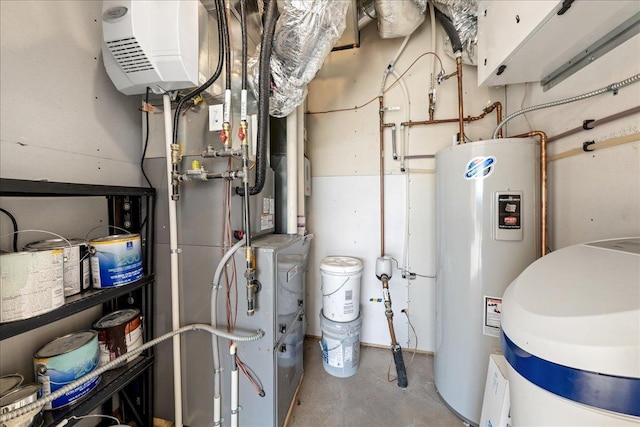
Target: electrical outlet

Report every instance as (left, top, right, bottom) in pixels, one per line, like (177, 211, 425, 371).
(209, 104, 223, 131)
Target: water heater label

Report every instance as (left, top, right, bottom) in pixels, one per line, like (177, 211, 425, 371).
(483, 296, 502, 337)
(498, 194, 521, 229)
(464, 156, 496, 180)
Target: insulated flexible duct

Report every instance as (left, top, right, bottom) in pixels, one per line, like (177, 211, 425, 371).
(236, 0, 279, 197)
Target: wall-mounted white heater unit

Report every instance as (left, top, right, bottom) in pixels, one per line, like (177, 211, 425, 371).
(101, 0, 200, 95)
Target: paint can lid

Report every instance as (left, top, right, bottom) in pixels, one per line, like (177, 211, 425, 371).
(94, 309, 140, 329)
(24, 238, 85, 251)
(90, 234, 139, 244)
(34, 331, 97, 359)
(0, 383, 41, 412)
(0, 374, 24, 397)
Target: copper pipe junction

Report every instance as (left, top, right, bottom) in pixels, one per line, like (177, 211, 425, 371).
(400, 101, 504, 138)
(512, 131, 548, 258)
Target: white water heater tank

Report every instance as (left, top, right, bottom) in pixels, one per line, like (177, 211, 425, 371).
(435, 138, 540, 425)
(101, 0, 201, 95)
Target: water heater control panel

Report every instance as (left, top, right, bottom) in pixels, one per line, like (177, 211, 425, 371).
(495, 192, 523, 241)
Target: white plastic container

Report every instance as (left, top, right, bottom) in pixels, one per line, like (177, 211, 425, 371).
(319, 309, 361, 378)
(502, 238, 640, 426)
(320, 256, 362, 322)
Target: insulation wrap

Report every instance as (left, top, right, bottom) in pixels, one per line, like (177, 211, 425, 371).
(374, 0, 427, 39)
(432, 0, 477, 65)
(248, 0, 349, 118)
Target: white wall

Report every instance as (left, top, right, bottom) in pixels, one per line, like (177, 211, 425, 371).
(0, 0, 143, 406)
(306, 21, 504, 351)
(306, 15, 640, 352)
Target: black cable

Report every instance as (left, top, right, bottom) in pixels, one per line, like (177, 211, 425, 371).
(141, 86, 152, 187)
(224, 1, 231, 91)
(236, 0, 279, 197)
(172, 0, 227, 148)
(0, 208, 19, 252)
(241, 0, 247, 91)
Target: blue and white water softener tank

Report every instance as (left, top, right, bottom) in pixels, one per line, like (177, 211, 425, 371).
(501, 238, 640, 426)
(435, 138, 540, 425)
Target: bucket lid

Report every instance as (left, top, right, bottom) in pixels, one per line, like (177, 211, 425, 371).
(94, 309, 140, 329)
(34, 331, 97, 359)
(502, 237, 640, 378)
(90, 234, 139, 244)
(320, 256, 362, 274)
(0, 374, 23, 397)
(0, 383, 41, 411)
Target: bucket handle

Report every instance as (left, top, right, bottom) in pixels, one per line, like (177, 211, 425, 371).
(319, 336, 344, 353)
(321, 277, 350, 297)
(84, 224, 134, 243)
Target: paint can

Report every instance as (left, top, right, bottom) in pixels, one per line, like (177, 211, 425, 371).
(33, 331, 101, 410)
(320, 256, 363, 322)
(89, 234, 143, 288)
(0, 375, 23, 398)
(24, 238, 91, 297)
(0, 250, 65, 323)
(0, 383, 43, 427)
(94, 309, 143, 367)
(319, 309, 362, 378)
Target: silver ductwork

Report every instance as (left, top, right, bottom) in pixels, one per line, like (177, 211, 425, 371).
(374, 0, 427, 39)
(248, 0, 350, 118)
(432, 0, 478, 65)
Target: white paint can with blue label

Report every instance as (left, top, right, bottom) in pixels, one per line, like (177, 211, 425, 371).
(89, 234, 143, 288)
(33, 331, 101, 410)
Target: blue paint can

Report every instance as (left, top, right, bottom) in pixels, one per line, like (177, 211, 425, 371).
(33, 331, 101, 410)
(89, 234, 143, 288)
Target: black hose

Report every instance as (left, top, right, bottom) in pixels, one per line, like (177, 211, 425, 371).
(236, 0, 279, 197)
(224, 2, 231, 91)
(241, 0, 247, 91)
(0, 208, 19, 252)
(434, 7, 462, 53)
(172, 0, 227, 148)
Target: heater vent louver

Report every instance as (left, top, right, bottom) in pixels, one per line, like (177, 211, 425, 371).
(105, 37, 154, 73)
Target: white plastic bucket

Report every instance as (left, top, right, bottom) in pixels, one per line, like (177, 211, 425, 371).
(320, 256, 362, 322)
(319, 309, 362, 378)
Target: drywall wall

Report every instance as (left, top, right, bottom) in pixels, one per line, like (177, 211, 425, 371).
(0, 0, 143, 410)
(306, 15, 639, 353)
(306, 21, 505, 351)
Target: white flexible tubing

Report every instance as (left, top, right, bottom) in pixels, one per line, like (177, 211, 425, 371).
(163, 94, 183, 427)
(286, 109, 298, 234)
(390, 69, 411, 278)
(0, 324, 264, 423)
(211, 236, 246, 426)
(428, 0, 437, 89)
(492, 73, 640, 138)
(230, 343, 239, 427)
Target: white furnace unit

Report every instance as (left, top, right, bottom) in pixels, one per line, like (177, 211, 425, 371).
(435, 138, 540, 425)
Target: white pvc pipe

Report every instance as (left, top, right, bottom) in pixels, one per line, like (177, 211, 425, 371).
(230, 343, 239, 427)
(296, 102, 305, 236)
(286, 108, 298, 235)
(163, 94, 183, 427)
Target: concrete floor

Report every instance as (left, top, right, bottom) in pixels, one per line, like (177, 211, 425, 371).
(287, 338, 465, 427)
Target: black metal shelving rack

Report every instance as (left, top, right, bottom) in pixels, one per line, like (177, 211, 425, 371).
(0, 178, 156, 427)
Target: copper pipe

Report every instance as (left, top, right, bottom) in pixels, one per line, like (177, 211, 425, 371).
(379, 96, 385, 257)
(512, 131, 548, 257)
(401, 102, 503, 131)
(456, 56, 465, 144)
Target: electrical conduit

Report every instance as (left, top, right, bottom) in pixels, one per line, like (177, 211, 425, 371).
(0, 324, 264, 423)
